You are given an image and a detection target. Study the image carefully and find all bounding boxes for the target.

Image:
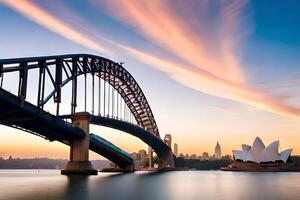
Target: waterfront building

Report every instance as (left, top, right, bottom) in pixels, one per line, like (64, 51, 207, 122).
(202, 152, 209, 160)
(232, 137, 292, 163)
(215, 142, 221, 159)
(174, 143, 178, 156)
(130, 150, 148, 170)
(190, 154, 197, 159)
(222, 137, 298, 172)
(138, 149, 147, 161)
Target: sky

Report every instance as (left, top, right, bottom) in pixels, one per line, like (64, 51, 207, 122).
(0, 0, 300, 159)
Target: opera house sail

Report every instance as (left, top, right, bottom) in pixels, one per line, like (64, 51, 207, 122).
(222, 137, 300, 172)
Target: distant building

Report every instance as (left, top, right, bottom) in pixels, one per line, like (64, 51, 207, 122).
(215, 142, 222, 159)
(202, 152, 209, 160)
(164, 134, 172, 149)
(131, 150, 148, 170)
(174, 143, 178, 157)
(138, 149, 147, 161)
(190, 154, 197, 159)
(130, 152, 139, 160)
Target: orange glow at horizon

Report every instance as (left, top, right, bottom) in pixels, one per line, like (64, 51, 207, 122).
(1, 125, 300, 159)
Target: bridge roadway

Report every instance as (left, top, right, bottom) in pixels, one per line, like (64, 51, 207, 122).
(89, 133, 133, 171)
(0, 87, 134, 170)
(90, 115, 174, 166)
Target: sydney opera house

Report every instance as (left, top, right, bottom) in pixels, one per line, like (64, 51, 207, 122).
(222, 137, 300, 172)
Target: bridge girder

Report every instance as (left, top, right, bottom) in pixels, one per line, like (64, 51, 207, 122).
(0, 54, 159, 137)
(0, 54, 175, 168)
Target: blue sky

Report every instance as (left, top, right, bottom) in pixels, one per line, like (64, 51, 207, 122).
(0, 0, 300, 158)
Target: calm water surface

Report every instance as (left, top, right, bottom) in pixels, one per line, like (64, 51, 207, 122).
(0, 170, 299, 200)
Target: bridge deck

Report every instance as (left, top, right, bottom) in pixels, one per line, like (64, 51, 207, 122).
(90, 115, 173, 159)
(90, 134, 133, 169)
(0, 88, 84, 143)
(0, 87, 133, 169)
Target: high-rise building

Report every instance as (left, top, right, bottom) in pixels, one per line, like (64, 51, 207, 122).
(164, 134, 172, 148)
(173, 143, 178, 156)
(215, 141, 222, 159)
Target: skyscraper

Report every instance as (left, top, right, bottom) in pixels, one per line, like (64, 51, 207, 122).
(174, 143, 178, 156)
(164, 134, 172, 148)
(215, 141, 222, 159)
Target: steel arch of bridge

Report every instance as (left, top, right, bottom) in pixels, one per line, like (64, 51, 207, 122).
(0, 54, 159, 137)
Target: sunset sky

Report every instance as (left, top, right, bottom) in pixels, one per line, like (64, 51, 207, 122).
(0, 0, 300, 159)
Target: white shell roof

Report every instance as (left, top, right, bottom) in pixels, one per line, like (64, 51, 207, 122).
(232, 137, 292, 164)
(242, 144, 251, 151)
(251, 137, 265, 162)
(260, 141, 279, 162)
(242, 144, 251, 161)
(246, 150, 256, 163)
(232, 150, 243, 161)
(277, 149, 293, 163)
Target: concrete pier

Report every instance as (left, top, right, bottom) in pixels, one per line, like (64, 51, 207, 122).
(161, 150, 175, 169)
(62, 112, 97, 175)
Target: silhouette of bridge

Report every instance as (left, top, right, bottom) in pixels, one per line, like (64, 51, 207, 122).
(0, 54, 174, 174)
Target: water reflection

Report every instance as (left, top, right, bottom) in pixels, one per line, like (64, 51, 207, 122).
(0, 170, 300, 200)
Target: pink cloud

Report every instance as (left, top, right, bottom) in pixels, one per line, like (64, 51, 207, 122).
(118, 44, 300, 118)
(2, 0, 300, 119)
(0, 0, 107, 53)
(100, 0, 246, 83)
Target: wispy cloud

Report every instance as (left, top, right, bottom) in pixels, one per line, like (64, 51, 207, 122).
(117, 44, 300, 118)
(207, 105, 236, 115)
(0, 0, 107, 53)
(100, 0, 247, 83)
(1, 0, 300, 119)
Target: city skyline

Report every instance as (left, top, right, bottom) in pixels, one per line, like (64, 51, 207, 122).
(0, 0, 300, 160)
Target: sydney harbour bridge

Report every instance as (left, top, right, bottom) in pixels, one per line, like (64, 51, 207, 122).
(0, 54, 175, 174)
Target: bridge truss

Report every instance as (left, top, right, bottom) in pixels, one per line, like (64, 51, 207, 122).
(0, 54, 159, 137)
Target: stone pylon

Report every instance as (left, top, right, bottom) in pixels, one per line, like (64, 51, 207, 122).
(61, 112, 97, 175)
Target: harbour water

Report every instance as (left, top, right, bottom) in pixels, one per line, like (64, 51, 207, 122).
(0, 170, 299, 200)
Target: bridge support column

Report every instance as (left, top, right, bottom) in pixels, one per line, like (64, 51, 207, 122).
(161, 150, 175, 169)
(62, 112, 97, 175)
